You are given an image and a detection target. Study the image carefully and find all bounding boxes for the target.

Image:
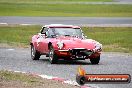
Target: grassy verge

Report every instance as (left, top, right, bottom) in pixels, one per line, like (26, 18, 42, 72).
(0, 0, 113, 4)
(83, 27, 132, 53)
(0, 70, 78, 88)
(0, 70, 43, 86)
(0, 25, 132, 53)
(0, 3, 131, 17)
(0, 25, 41, 48)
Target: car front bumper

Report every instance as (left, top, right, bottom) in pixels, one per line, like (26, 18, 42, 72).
(55, 48, 101, 60)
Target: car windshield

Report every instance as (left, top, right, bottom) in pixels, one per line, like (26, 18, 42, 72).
(49, 28, 84, 38)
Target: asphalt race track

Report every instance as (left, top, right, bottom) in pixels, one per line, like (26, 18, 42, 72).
(0, 16, 132, 26)
(0, 48, 132, 88)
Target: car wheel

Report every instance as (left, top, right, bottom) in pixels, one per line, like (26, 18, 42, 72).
(90, 56, 100, 64)
(49, 45, 58, 64)
(31, 45, 41, 60)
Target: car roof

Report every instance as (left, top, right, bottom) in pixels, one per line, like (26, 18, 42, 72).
(43, 24, 81, 29)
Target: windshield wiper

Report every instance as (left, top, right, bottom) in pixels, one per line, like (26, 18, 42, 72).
(64, 34, 71, 36)
(50, 35, 57, 38)
(72, 35, 79, 38)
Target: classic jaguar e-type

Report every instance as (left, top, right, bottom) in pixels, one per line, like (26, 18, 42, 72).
(30, 24, 102, 64)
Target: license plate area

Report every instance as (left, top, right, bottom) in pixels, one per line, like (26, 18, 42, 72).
(71, 48, 86, 59)
(76, 55, 84, 59)
(70, 48, 93, 58)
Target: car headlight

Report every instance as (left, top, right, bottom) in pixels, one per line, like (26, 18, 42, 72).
(57, 41, 64, 49)
(95, 42, 102, 51)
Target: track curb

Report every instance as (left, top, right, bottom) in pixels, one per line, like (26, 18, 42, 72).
(7, 70, 92, 88)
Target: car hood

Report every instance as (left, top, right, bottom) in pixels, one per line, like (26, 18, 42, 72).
(55, 36, 97, 50)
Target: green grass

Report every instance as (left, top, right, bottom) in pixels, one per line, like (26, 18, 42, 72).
(0, 2, 131, 17)
(0, 70, 78, 88)
(83, 27, 132, 53)
(0, 25, 41, 47)
(0, 0, 113, 4)
(0, 25, 132, 53)
(0, 70, 44, 85)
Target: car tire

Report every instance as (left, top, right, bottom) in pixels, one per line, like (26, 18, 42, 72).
(49, 45, 58, 64)
(90, 56, 100, 64)
(31, 45, 41, 60)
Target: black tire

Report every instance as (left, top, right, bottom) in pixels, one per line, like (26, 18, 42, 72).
(76, 75, 86, 85)
(90, 56, 100, 64)
(31, 45, 41, 60)
(49, 45, 58, 64)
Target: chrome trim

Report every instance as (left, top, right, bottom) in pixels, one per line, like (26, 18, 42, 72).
(73, 48, 86, 49)
(58, 50, 69, 51)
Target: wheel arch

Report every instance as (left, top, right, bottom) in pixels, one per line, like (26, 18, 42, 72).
(48, 42, 52, 50)
(30, 42, 33, 46)
(30, 42, 37, 51)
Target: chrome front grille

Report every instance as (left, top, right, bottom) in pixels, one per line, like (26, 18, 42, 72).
(70, 48, 93, 56)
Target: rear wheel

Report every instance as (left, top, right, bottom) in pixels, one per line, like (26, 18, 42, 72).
(49, 45, 58, 64)
(31, 45, 41, 60)
(90, 56, 100, 64)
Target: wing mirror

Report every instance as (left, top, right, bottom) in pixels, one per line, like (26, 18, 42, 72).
(38, 33, 41, 35)
(39, 32, 46, 35)
(38, 33, 46, 38)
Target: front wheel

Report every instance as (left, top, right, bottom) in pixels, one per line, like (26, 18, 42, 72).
(90, 56, 100, 64)
(31, 45, 41, 60)
(49, 45, 58, 64)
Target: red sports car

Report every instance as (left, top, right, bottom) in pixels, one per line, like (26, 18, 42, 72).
(30, 24, 102, 64)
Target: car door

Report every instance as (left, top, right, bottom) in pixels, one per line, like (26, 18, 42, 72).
(38, 27, 49, 54)
(36, 33, 45, 54)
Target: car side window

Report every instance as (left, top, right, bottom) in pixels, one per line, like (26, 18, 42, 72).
(41, 27, 48, 34)
(41, 27, 51, 37)
(45, 31, 50, 37)
(45, 29, 53, 38)
(45, 28, 56, 38)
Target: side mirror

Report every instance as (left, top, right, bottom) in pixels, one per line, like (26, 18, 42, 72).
(38, 33, 41, 35)
(38, 33, 46, 38)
